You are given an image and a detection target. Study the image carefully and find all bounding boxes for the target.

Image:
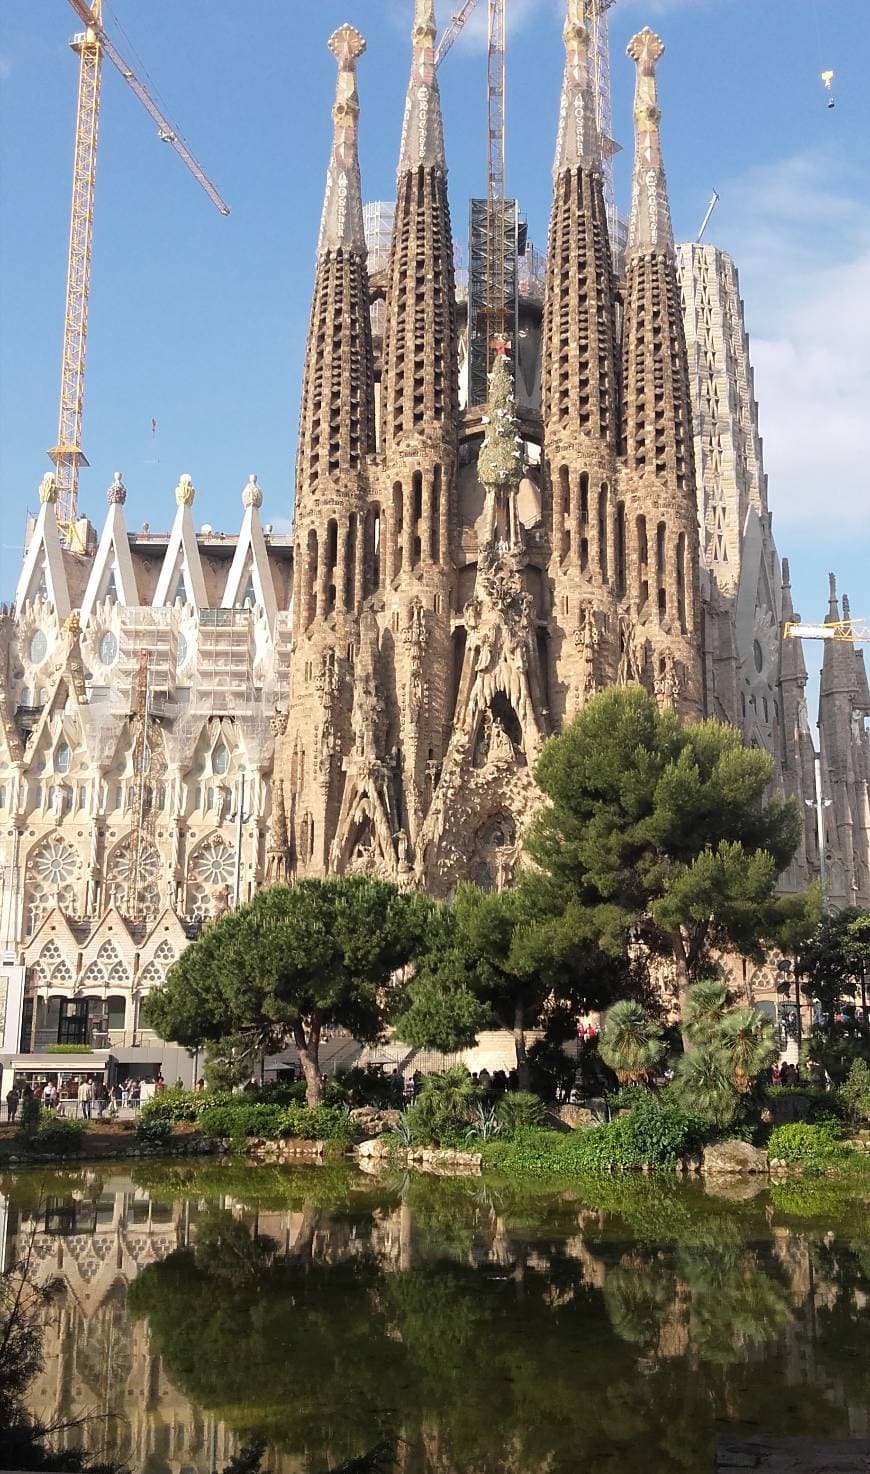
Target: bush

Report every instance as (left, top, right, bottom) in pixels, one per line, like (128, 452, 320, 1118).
(45, 1043, 94, 1055)
(135, 1116, 173, 1149)
(839, 1059, 870, 1123)
(196, 1101, 355, 1144)
(402, 1066, 479, 1147)
(18, 1114, 86, 1157)
(481, 1099, 707, 1178)
(324, 1066, 401, 1110)
(768, 1122, 850, 1174)
(17, 1093, 40, 1134)
(496, 1092, 546, 1131)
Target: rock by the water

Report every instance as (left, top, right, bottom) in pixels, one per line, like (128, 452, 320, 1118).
(702, 1139, 769, 1176)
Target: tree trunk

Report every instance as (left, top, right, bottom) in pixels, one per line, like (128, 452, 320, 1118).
(513, 999, 529, 1092)
(294, 1018, 322, 1106)
(670, 930, 693, 1052)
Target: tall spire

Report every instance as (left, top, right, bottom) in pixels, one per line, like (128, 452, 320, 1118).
(317, 25, 367, 256)
(296, 25, 375, 505)
(541, 0, 619, 448)
(381, 0, 457, 449)
(398, 0, 445, 173)
(553, 1, 600, 174)
(626, 28, 674, 256)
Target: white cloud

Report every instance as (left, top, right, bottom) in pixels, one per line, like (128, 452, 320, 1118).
(715, 153, 870, 531)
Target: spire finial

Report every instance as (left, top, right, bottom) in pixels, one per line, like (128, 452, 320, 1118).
(38, 472, 59, 505)
(242, 472, 263, 510)
(175, 473, 196, 507)
(398, 0, 444, 172)
(107, 470, 126, 505)
(827, 571, 839, 621)
(626, 27, 674, 255)
(318, 26, 367, 255)
(781, 556, 791, 588)
(554, 0, 599, 174)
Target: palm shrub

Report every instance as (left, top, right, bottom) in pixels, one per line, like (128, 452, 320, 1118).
(683, 979, 731, 1046)
(670, 1046, 740, 1129)
(496, 1091, 547, 1130)
(717, 1006, 777, 1093)
(598, 1000, 666, 1084)
(403, 1066, 479, 1146)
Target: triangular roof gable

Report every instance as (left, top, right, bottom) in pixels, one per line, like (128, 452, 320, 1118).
(222, 477, 278, 631)
(22, 906, 82, 966)
(153, 483, 207, 609)
(80, 488, 140, 625)
(78, 906, 136, 965)
(138, 907, 190, 967)
(15, 485, 71, 621)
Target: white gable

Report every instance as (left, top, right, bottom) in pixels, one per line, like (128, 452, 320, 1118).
(80, 474, 140, 625)
(153, 475, 208, 609)
(221, 475, 278, 632)
(15, 477, 71, 621)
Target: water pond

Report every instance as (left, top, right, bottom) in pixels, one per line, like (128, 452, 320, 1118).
(3, 1160, 870, 1473)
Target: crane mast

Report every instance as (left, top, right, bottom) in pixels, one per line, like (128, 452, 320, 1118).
(484, 0, 508, 366)
(50, 2, 103, 544)
(50, 0, 229, 545)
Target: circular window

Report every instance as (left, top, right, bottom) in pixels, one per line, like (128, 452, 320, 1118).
(29, 630, 48, 665)
(753, 639, 764, 673)
(212, 741, 229, 775)
(177, 632, 189, 668)
(55, 742, 72, 774)
(99, 631, 118, 667)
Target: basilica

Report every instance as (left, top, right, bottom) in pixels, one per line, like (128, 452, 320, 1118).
(1, 0, 867, 1082)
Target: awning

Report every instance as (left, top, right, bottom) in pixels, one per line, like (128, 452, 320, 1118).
(1, 1052, 113, 1076)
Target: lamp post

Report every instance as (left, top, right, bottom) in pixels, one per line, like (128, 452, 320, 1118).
(230, 772, 252, 910)
(805, 755, 833, 913)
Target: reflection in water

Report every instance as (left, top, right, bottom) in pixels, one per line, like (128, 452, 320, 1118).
(2, 1164, 870, 1473)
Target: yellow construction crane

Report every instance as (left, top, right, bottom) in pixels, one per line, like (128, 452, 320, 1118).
(51, 0, 230, 547)
(784, 619, 870, 643)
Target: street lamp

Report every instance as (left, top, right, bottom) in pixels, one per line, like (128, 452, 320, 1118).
(775, 956, 801, 1053)
(229, 772, 253, 910)
(805, 755, 834, 912)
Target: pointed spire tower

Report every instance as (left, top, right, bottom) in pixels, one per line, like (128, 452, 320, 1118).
(621, 28, 701, 715)
(818, 574, 869, 906)
(283, 26, 376, 876)
(541, 2, 621, 723)
(294, 23, 375, 629)
(376, 0, 459, 847)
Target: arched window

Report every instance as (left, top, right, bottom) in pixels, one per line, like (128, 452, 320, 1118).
(55, 742, 71, 774)
(212, 740, 230, 776)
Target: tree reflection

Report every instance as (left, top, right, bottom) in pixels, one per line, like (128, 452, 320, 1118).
(122, 1175, 868, 1474)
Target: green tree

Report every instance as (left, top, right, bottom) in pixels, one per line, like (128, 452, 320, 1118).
(147, 878, 428, 1105)
(204, 1032, 263, 1092)
(797, 906, 870, 1015)
(396, 877, 628, 1088)
(528, 687, 813, 1044)
(598, 999, 666, 1084)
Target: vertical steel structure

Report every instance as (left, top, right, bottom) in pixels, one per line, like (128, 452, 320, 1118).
(50, 2, 103, 544)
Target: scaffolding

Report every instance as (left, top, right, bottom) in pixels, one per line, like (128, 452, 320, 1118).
(468, 197, 518, 405)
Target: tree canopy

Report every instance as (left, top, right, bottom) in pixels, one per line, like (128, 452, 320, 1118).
(146, 877, 431, 1103)
(526, 687, 815, 1036)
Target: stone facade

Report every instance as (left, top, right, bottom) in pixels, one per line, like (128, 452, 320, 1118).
(0, 2, 867, 1067)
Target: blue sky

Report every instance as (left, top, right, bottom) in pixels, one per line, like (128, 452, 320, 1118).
(1, 0, 868, 707)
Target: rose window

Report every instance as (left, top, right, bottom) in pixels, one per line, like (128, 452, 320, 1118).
(107, 841, 161, 920)
(25, 835, 80, 933)
(187, 837, 234, 919)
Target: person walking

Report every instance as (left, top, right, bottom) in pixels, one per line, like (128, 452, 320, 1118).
(77, 1076, 92, 1121)
(6, 1085, 19, 1124)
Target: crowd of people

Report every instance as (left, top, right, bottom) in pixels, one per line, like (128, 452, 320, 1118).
(4, 1072, 171, 1123)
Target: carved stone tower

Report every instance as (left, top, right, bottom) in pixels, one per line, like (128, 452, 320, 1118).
(283, 25, 376, 875)
(620, 27, 701, 716)
(541, 1, 621, 723)
(378, 0, 459, 847)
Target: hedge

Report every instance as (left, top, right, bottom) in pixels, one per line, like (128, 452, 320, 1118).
(196, 1101, 357, 1144)
(482, 1101, 707, 1178)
